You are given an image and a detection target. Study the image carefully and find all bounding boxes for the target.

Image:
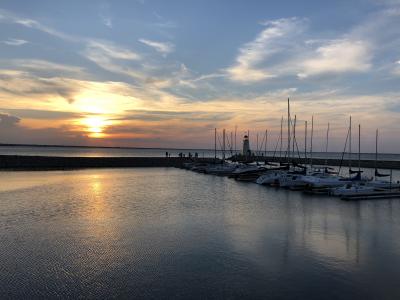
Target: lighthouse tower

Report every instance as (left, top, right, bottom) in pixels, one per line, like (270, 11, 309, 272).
(242, 134, 251, 156)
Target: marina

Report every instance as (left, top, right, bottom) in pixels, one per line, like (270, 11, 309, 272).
(2, 1, 400, 298)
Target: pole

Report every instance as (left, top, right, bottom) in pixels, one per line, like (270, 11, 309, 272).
(235, 125, 237, 155)
(293, 114, 296, 157)
(231, 131, 233, 153)
(287, 98, 290, 163)
(280, 116, 283, 160)
(256, 132, 259, 156)
(214, 128, 217, 160)
(358, 124, 361, 173)
(310, 115, 314, 169)
(222, 129, 225, 160)
(325, 122, 330, 166)
(375, 129, 378, 174)
(304, 121, 307, 160)
(265, 129, 268, 156)
(349, 116, 352, 173)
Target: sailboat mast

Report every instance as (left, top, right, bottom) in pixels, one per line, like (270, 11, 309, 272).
(358, 124, 361, 173)
(304, 121, 307, 160)
(310, 115, 314, 169)
(214, 128, 217, 159)
(265, 129, 268, 156)
(375, 129, 378, 172)
(230, 131, 233, 153)
(287, 98, 290, 163)
(256, 132, 259, 156)
(325, 122, 330, 166)
(293, 115, 296, 157)
(349, 116, 352, 172)
(234, 125, 237, 155)
(223, 129, 226, 160)
(280, 116, 283, 160)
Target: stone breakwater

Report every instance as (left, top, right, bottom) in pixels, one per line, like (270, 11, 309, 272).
(0, 155, 218, 170)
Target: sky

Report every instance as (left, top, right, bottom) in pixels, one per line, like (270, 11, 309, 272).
(0, 0, 399, 152)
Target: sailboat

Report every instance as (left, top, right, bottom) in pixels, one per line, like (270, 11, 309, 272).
(331, 124, 375, 196)
(368, 129, 400, 189)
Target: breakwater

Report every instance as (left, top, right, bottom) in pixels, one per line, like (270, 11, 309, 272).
(230, 155, 400, 170)
(0, 155, 218, 170)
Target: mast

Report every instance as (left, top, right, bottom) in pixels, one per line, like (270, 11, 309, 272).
(234, 125, 237, 155)
(222, 129, 226, 161)
(231, 131, 233, 153)
(358, 124, 361, 173)
(304, 121, 307, 160)
(287, 98, 291, 163)
(325, 122, 330, 166)
(265, 129, 268, 156)
(256, 132, 259, 156)
(375, 129, 378, 173)
(349, 116, 352, 173)
(310, 115, 314, 169)
(214, 128, 217, 159)
(280, 116, 283, 160)
(292, 114, 296, 157)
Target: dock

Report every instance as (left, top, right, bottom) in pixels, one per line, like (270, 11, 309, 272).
(341, 190, 400, 201)
(230, 155, 400, 170)
(0, 155, 219, 170)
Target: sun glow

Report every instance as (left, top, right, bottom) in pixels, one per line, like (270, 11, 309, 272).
(80, 116, 110, 138)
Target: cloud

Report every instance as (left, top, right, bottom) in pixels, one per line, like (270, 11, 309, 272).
(298, 39, 371, 78)
(227, 17, 307, 83)
(0, 69, 81, 104)
(0, 108, 82, 120)
(394, 60, 400, 75)
(86, 40, 140, 60)
(139, 38, 174, 55)
(100, 15, 112, 28)
(0, 9, 78, 42)
(0, 113, 20, 127)
(6, 59, 85, 76)
(2, 38, 28, 46)
(115, 109, 234, 122)
(83, 40, 144, 80)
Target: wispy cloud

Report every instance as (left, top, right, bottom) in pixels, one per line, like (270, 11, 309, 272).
(0, 9, 78, 42)
(6, 59, 85, 75)
(82, 39, 145, 80)
(86, 40, 140, 60)
(139, 38, 174, 55)
(227, 17, 307, 83)
(298, 39, 371, 78)
(2, 38, 28, 46)
(100, 15, 112, 28)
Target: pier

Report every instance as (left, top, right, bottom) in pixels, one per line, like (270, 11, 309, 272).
(230, 155, 400, 170)
(0, 155, 219, 170)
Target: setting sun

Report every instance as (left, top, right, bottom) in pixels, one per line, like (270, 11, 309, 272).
(80, 116, 109, 138)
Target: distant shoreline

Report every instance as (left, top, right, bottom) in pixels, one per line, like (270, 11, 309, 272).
(0, 143, 399, 156)
(0, 143, 213, 151)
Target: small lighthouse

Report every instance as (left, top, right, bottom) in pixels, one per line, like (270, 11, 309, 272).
(242, 134, 251, 156)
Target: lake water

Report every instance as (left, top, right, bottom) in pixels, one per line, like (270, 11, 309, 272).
(1, 168, 400, 299)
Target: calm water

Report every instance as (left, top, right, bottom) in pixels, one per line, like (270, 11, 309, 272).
(1, 168, 400, 299)
(2, 145, 400, 161)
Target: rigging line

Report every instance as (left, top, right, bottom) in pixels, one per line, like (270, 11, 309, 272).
(338, 125, 350, 174)
(272, 131, 281, 160)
